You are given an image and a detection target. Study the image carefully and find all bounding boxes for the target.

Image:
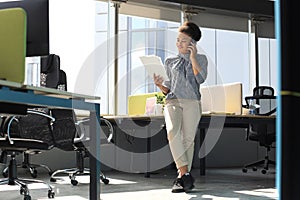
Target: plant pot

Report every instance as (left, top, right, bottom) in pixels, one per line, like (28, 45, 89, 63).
(154, 104, 163, 115)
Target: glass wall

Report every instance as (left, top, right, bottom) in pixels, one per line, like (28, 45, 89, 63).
(115, 17, 180, 114)
(259, 38, 278, 94)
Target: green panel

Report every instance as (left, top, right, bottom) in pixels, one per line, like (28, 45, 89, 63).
(0, 7, 26, 83)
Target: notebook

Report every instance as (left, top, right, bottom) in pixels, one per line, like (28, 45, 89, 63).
(0, 8, 27, 84)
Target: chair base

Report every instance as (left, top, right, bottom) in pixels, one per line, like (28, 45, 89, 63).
(50, 167, 109, 185)
(242, 155, 275, 174)
(0, 154, 55, 199)
(50, 149, 109, 185)
(2, 152, 52, 178)
(0, 178, 55, 199)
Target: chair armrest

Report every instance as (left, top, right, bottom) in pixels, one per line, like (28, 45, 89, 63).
(101, 118, 114, 143)
(245, 125, 250, 141)
(75, 116, 114, 143)
(74, 118, 90, 141)
(28, 109, 55, 121)
(76, 118, 90, 126)
(6, 116, 17, 144)
(256, 108, 276, 116)
(242, 104, 249, 109)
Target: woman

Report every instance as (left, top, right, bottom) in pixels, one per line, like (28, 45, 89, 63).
(154, 21, 208, 193)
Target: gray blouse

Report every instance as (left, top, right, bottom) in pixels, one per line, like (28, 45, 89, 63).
(163, 53, 208, 101)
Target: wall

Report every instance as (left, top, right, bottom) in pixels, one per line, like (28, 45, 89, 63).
(49, 0, 96, 95)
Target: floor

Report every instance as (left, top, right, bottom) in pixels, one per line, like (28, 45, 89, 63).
(0, 167, 277, 200)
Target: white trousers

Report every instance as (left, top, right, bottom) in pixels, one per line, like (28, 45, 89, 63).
(164, 99, 202, 171)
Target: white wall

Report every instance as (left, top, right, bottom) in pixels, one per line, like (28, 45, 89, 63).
(49, 0, 96, 94)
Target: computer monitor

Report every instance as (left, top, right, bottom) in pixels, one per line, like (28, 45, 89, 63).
(0, 0, 49, 57)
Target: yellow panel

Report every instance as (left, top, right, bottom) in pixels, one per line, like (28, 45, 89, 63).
(128, 91, 164, 116)
(0, 8, 26, 83)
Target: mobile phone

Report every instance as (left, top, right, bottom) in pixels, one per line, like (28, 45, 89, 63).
(189, 40, 196, 47)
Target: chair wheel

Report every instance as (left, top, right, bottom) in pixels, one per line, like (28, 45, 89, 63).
(20, 187, 29, 195)
(71, 179, 78, 186)
(2, 170, 8, 178)
(102, 178, 109, 185)
(242, 168, 247, 173)
(31, 169, 37, 178)
(20, 187, 25, 195)
(48, 190, 55, 198)
(50, 177, 56, 182)
(24, 194, 31, 200)
(252, 167, 257, 171)
(261, 169, 267, 174)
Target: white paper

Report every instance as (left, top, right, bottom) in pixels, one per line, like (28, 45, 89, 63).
(139, 55, 168, 80)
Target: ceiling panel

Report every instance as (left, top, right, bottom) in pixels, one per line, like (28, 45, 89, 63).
(160, 0, 274, 17)
(126, 0, 274, 18)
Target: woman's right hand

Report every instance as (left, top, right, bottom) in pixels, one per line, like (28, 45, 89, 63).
(154, 73, 170, 95)
(153, 73, 164, 87)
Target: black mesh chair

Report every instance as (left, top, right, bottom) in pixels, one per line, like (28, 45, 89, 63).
(0, 109, 56, 199)
(1, 55, 64, 179)
(242, 86, 276, 174)
(49, 112, 113, 185)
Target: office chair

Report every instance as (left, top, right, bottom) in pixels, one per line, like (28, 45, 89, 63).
(40, 54, 60, 88)
(242, 86, 276, 174)
(0, 109, 56, 199)
(45, 68, 110, 185)
(1, 55, 63, 179)
(49, 111, 113, 185)
(1, 112, 53, 178)
(4, 67, 68, 179)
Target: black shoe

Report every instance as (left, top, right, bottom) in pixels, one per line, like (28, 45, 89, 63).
(171, 178, 185, 193)
(181, 172, 195, 192)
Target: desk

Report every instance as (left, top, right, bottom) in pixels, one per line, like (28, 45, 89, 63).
(103, 115, 166, 176)
(104, 114, 275, 176)
(197, 114, 275, 175)
(0, 80, 101, 200)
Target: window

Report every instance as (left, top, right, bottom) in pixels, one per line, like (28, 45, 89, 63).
(117, 16, 180, 114)
(215, 29, 250, 98)
(259, 38, 278, 94)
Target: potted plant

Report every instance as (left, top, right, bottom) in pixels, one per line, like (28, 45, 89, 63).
(154, 93, 165, 115)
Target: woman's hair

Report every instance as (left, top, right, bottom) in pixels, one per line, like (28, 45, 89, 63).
(178, 21, 202, 42)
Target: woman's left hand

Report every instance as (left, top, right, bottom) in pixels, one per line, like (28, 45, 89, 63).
(187, 42, 197, 59)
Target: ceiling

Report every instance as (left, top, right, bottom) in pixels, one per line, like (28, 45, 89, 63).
(125, 0, 274, 19)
